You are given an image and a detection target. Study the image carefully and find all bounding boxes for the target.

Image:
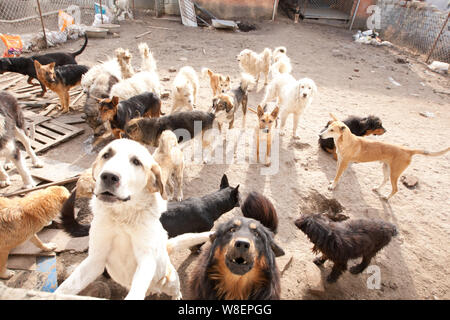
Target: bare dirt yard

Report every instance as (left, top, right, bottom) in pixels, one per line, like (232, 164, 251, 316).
(3, 13, 449, 300)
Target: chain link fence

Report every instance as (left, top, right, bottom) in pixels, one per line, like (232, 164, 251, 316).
(378, 0, 449, 63)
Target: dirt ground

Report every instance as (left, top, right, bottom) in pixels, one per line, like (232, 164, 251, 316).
(3, 12, 450, 300)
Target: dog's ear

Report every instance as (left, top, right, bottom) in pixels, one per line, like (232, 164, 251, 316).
(226, 76, 230, 82)
(111, 96, 119, 106)
(340, 126, 346, 132)
(34, 60, 41, 70)
(5, 58, 12, 65)
(231, 185, 240, 206)
(329, 113, 338, 122)
(257, 105, 264, 118)
(147, 164, 166, 199)
(209, 231, 217, 243)
(176, 86, 181, 93)
(220, 174, 229, 189)
(271, 106, 280, 118)
(271, 240, 285, 257)
(49, 62, 56, 69)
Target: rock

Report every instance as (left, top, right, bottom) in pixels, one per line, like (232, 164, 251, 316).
(305, 262, 325, 294)
(401, 175, 418, 189)
(419, 111, 435, 118)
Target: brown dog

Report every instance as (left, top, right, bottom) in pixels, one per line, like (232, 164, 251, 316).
(254, 105, 279, 166)
(34, 61, 88, 113)
(319, 113, 450, 200)
(0, 186, 70, 279)
(201, 68, 231, 97)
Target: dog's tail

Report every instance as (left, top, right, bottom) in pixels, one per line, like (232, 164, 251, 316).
(241, 192, 278, 234)
(239, 73, 256, 92)
(71, 33, 88, 58)
(409, 147, 450, 157)
(262, 48, 272, 68)
(166, 231, 212, 254)
(201, 67, 212, 79)
(60, 188, 91, 237)
(139, 42, 157, 73)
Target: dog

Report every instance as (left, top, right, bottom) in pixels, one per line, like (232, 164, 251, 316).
(211, 73, 255, 130)
(171, 66, 199, 113)
(254, 105, 279, 166)
(0, 186, 70, 279)
(114, 0, 134, 20)
(160, 174, 240, 244)
(241, 191, 278, 234)
(34, 61, 89, 113)
(264, 76, 317, 138)
(115, 48, 134, 79)
(55, 139, 211, 300)
(124, 110, 216, 147)
(319, 115, 386, 160)
(0, 34, 87, 97)
(319, 114, 450, 200)
(189, 216, 285, 300)
(97, 92, 163, 139)
(236, 48, 272, 89)
(110, 43, 161, 101)
(201, 67, 231, 97)
(294, 213, 398, 283)
(0, 91, 43, 188)
(270, 46, 292, 77)
(153, 130, 184, 201)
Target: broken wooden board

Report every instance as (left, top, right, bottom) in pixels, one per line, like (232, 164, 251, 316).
(7, 255, 38, 271)
(29, 156, 85, 183)
(55, 113, 86, 125)
(10, 229, 89, 256)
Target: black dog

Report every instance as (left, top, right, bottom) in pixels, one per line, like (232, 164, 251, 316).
(319, 115, 386, 160)
(294, 213, 397, 283)
(124, 110, 215, 146)
(97, 93, 163, 139)
(189, 216, 285, 300)
(0, 34, 88, 97)
(161, 174, 240, 239)
(241, 191, 278, 234)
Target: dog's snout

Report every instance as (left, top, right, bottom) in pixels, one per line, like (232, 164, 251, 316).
(234, 239, 250, 251)
(303, 93, 307, 98)
(101, 172, 120, 187)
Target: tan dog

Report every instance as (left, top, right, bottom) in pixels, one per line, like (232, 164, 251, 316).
(0, 186, 70, 279)
(254, 105, 279, 166)
(201, 68, 231, 97)
(319, 114, 450, 200)
(153, 130, 184, 201)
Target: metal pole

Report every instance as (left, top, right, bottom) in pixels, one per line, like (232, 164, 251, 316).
(272, 0, 279, 21)
(349, 0, 361, 31)
(426, 12, 449, 64)
(36, 0, 48, 48)
(100, 0, 104, 24)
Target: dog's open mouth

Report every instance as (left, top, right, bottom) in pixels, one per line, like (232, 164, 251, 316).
(225, 253, 254, 275)
(96, 191, 130, 203)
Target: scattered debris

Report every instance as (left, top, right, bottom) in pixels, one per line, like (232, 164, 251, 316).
(428, 61, 449, 75)
(388, 77, 401, 87)
(305, 262, 325, 294)
(212, 19, 238, 30)
(353, 30, 392, 47)
(2, 176, 79, 198)
(237, 22, 257, 32)
(395, 57, 408, 64)
(135, 30, 151, 39)
(280, 256, 294, 276)
(401, 175, 419, 189)
(419, 111, 435, 118)
(168, 67, 177, 73)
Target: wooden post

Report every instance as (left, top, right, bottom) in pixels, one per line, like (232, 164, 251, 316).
(36, 0, 47, 48)
(99, 0, 104, 24)
(426, 12, 449, 64)
(133, 0, 136, 18)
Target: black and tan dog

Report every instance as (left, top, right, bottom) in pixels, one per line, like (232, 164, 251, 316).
(241, 191, 278, 234)
(212, 73, 255, 130)
(34, 61, 89, 113)
(189, 217, 284, 300)
(124, 110, 216, 147)
(97, 92, 163, 139)
(0, 34, 87, 97)
(319, 115, 386, 160)
(295, 213, 397, 283)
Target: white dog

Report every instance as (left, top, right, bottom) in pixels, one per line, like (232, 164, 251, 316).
(110, 43, 161, 100)
(236, 48, 272, 89)
(171, 66, 199, 114)
(260, 73, 296, 108)
(153, 130, 184, 201)
(55, 139, 210, 300)
(270, 46, 292, 77)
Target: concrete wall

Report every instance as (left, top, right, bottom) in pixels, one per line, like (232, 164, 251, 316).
(195, 0, 275, 20)
(350, 0, 377, 29)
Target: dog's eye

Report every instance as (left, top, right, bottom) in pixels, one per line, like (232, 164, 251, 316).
(269, 120, 273, 123)
(229, 227, 236, 233)
(301, 86, 304, 88)
(102, 152, 110, 159)
(131, 157, 142, 166)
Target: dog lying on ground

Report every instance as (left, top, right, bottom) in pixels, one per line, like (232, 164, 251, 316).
(160, 174, 240, 250)
(0, 34, 87, 97)
(241, 191, 278, 234)
(254, 105, 279, 166)
(294, 213, 397, 283)
(201, 68, 231, 97)
(270, 46, 292, 77)
(0, 186, 70, 279)
(97, 92, 163, 139)
(0, 91, 43, 188)
(189, 216, 285, 300)
(153, 130, 184, 201)
(124, 110, 216, 147)
(212, 73, 255, 129)
(110, 43, 161, 101)
(171, 66, 199, 113)
(34, 61, 89, 113)
(236, 48, 272, 89)
(319, 115, 386, 160)
(55, 139, 211, 300)
(319, 114, 450, 200)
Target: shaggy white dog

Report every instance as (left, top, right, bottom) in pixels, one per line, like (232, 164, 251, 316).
(236, 48, 272, 89)
(270, 46, 292, 77)
(81, 58, 122, 94)
(260, 73, 296, 108)
(171, 66, 199, 113)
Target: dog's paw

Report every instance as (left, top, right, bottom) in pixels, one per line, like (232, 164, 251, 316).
(349, 265, 364, 275)
(42, 242, 57, 252)
(22, 182, 35, 189)
(264, 161, 271, 167)
(176, 195, 183, 202)
(0, 269, 15, 280)
(313, 257, 326, 266)
(279, 131, 285, 136)
(3, 162, 13, 170)
(326, 274, 339, 283)
(328, 182, 336, 191)
(293, 135, 301, 140)
(32, 159, 44, 168)
(0, 179, 11, 188)
(172, 292, 183, 300)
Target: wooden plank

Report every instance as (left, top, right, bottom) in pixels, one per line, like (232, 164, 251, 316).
(40, 121, 72, 135)
(2, 176, 80, 197)
(33, 132, 56, 145)
(34, 126, 61, 140)
(0, 77, 22, 91)
(29, 139, 46, 152)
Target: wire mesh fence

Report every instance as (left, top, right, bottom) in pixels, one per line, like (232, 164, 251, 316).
(378, 0, 449, 63)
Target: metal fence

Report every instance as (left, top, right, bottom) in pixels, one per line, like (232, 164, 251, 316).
(378, 0, 449, 63)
